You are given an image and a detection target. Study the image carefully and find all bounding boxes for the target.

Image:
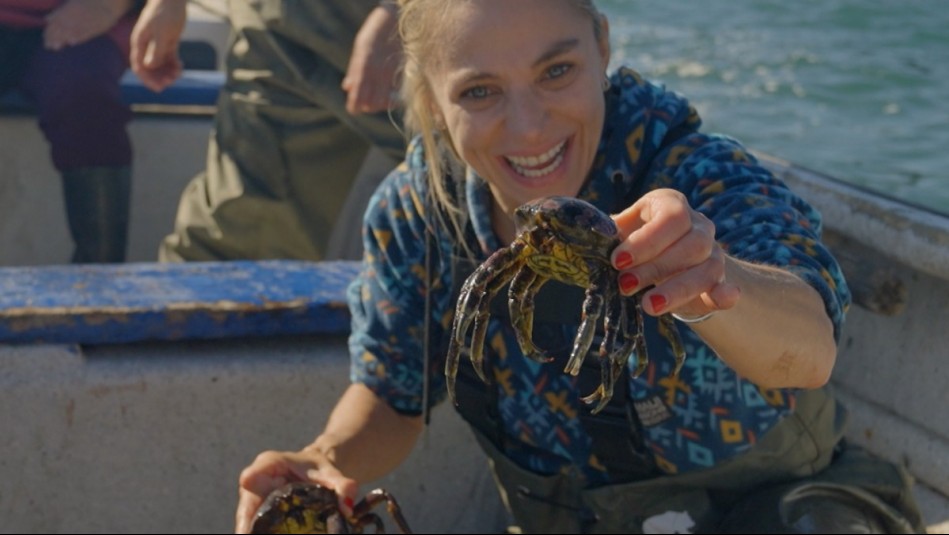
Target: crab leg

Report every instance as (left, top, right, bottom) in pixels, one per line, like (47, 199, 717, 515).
(508, 268, 552, 363)
(564, 273, 606, 376)
(610, 294, 637, 374)
(580, 285, 622, 414)
(445, 282, 480, 402)
(580, 275, 624, 413)
(629, 296, 649, 377)
(658, 314, 687, 376)
(445, 244, 525, 403)
(467, 310, 492, 381)
(586, 283, 643, 414)
(350, 488, 413, 534)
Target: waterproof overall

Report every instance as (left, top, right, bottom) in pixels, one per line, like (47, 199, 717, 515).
(159, 0, 405, 262)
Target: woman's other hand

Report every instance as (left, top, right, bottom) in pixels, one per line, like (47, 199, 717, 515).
(234, 447, 359, 534)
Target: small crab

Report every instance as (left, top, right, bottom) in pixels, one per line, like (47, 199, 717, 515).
(445, 196, 686, 414)
(250, 482, 413, 534)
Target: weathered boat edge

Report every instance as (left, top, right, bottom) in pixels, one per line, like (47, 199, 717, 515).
(756, 151, 949, 281)
(759, 153, 949, 533)
(0, 260, 358, 344)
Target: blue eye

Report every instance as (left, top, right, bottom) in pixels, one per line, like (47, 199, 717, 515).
(461, 86, 491, 99)
(547, 63, 572, 79)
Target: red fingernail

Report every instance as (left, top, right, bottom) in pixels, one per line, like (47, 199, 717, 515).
(649, 294, 667, 313)
(619, 272, 639, 294)
(614, 251, 634, 270)
(344, 496, 355, 510)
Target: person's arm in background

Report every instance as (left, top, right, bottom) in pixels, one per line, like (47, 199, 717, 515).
(129, 0, 187, 92)
(341, 2, 402, 115)
(44, 0, 135, 50)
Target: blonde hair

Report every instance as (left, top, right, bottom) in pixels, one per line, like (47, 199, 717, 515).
(396, 0, 606, 239)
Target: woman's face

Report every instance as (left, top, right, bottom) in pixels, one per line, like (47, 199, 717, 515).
(425, 0, 610, 219)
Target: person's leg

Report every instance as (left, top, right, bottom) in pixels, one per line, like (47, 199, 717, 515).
(59, 166, 132, 263)
(20, 35, 132, 263)
(0, 27, 42, 94)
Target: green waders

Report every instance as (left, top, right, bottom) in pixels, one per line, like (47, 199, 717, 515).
(159, 0, 404, 262)
(470, 386, 925, 534)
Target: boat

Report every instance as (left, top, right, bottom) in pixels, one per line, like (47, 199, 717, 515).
(0, 5, 946, 533)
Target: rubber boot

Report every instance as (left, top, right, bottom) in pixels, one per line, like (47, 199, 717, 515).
(718, 482, 898, 534)
(60, 165, 132, 263)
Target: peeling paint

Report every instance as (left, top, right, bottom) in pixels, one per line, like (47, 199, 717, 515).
(0, 260, 360, 344)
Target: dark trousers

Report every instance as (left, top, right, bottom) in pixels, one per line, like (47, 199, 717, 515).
(2, 28, 132, 171)
(2, 27, 133, 263)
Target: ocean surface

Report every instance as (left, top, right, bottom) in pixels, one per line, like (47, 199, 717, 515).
(599, 0, 949, 215)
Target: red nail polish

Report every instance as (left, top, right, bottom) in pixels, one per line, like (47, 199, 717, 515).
(619, 272, 639, 293)
(614, 251, 634, 270)
(649, 294, 667, 313)
(344, 496, 355, 510)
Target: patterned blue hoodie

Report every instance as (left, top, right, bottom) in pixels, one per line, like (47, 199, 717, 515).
(347, 67, 851, 486)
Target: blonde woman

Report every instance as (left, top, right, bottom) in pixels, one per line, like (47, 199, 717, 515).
(235, 1, 923, 532)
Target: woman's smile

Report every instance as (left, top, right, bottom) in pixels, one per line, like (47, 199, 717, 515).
(503, 140, 568, 178)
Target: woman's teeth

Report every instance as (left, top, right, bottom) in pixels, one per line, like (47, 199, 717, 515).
(506, 141, 566, 178)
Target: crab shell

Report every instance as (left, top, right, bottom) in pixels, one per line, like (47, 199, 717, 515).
(514, 197, 619, 287)
(250, 482, 413, 534)
(251, 482, 347, 534)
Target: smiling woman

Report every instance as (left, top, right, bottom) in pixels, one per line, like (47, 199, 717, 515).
(230, 1, 926, 533)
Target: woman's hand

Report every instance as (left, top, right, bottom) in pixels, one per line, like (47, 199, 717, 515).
(234, 447, 359, 534)
(234, 384, 422, 533)
(610, 188, 837, 389)
(610, 188, 740, 318)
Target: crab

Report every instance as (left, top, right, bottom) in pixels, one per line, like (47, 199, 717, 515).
(445, 196, 686, 414)
(250, 482, 413, 534)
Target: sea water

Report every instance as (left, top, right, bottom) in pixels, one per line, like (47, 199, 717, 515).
(601, 0, 949, 215)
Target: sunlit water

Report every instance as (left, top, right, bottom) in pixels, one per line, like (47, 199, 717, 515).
(600, 0, 949, 215)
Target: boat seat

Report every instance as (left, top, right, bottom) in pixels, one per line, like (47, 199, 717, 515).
(0, 67, 224, 117)
(0, 260, 359, 344)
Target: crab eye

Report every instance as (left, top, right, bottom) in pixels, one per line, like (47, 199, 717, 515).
(514, 208, 532, 233)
